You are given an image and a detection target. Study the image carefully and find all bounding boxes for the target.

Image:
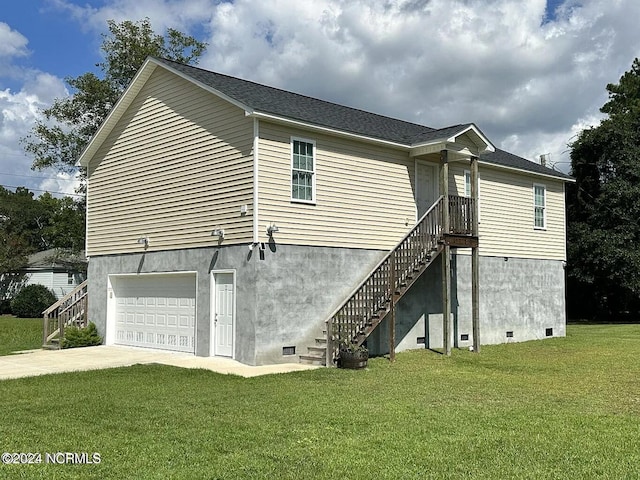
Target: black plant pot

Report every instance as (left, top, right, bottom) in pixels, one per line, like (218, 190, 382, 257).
(339, 348, 369, 369)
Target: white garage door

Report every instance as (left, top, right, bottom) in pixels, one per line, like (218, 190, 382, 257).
(113, 273, 196, 353)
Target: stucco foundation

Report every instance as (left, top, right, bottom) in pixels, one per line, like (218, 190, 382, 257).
(88, 245, 566, 365)
(368, 253, 566, 354)
(87, 243, 385, 365)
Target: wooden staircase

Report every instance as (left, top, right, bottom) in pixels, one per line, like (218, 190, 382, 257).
(299, 195, 475, 366)
(42, 280, 89, 349)
(299, 335, 328, 366)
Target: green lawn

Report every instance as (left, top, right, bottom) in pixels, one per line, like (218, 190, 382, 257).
(0, 315, 42, 355)
(1, 324, 639, 479)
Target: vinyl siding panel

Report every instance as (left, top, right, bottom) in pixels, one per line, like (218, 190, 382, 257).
(448, 162, 566, 260)
(258, 122, 416, 249)
(86, 68, 254, 256)
(24, 271, 80, 299)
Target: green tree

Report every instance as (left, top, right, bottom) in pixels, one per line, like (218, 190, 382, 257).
(37, 193, 86, 252)
(567, 58, 640, 320)
(0, 187, 85, 263)
(22, 18, 207, 182)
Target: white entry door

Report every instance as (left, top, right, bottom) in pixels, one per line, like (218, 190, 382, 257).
(416, 162, 438, 218)
(212, 273, 234, 357)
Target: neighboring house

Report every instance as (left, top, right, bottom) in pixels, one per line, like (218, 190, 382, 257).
(22, 249, 87, 299)
(78, 57, 573, 366)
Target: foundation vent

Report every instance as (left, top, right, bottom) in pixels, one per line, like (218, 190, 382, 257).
(545, 328, 553, 337)
(282, 346, 296, 356)
(506, 331, 514, 338)
(460, 334, 469, 341)
(416, 337, 426, 345)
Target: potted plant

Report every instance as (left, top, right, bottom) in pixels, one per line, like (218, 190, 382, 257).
(338, 340, 369, 369)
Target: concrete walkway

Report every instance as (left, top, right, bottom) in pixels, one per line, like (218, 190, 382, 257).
(0, 345, 319, 380)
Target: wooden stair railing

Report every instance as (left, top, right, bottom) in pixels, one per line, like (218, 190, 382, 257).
(42, 279, 88, 349)
(324, 195, 475, 365)
(326, 196, 445, 365)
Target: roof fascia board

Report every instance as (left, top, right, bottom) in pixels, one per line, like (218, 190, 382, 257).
(247, 111, 410, 150)
(410, 141, 480, 159)
(78, 58, 158, 167)
(409, 140, 448, 157)
(478, 159, 575, 183)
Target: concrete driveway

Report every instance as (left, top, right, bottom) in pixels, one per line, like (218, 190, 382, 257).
(0, 346, 319, 380)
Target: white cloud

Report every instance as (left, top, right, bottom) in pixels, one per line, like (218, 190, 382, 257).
(38, 171, 82, 197)
(0, 73, 68, 193)
(49, 0, 215, 35)
(0, 22, 29, 58)
(34, 0, 640, 174)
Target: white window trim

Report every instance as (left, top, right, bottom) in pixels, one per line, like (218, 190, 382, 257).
(290, 136, 316, 205)
(533, 183, 546, 230)
(464, 169, 480, 223)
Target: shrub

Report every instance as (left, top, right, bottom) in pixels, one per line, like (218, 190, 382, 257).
(10, 284, 58, 318)
(61, 322, 103, 349)
(0, 299, 12, 315)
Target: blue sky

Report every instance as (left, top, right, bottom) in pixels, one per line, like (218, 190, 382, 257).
(1, 0, 639, 196)
(2, 2, 102, 88)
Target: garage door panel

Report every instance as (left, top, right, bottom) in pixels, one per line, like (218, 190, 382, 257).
(113, 274, 196, 353)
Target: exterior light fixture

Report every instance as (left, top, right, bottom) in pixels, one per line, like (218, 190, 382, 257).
(212, 227, 225, 239)
(266, 224, 279, 236)
(137, 236, 149, 248)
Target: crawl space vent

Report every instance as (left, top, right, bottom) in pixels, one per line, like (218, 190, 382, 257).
(416, 337, 426, 345)
(545, 328, 553, 337)
(506, 331, 514, 338)
(460, 334, 469, 341)
(282, 346, 296, 356)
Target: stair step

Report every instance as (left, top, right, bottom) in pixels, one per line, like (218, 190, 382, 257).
(315, 337, 327, 345)
(308, 346, 326, 354)
(299, 354, 326, 366)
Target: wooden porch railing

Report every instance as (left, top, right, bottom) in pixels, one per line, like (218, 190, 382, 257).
(325, 195, 476, 365)
(43, 279, 88, 348)
(449, 195, 475, 235)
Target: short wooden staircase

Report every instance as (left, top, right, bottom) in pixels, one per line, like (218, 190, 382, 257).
(299, 195, 476, 366)
(42, 280, 89, 349)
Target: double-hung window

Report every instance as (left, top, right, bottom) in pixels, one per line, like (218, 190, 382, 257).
(291, 138, 315, 203)
(534, 184, 546, 229)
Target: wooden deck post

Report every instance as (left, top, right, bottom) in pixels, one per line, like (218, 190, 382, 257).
(471, 156, 480, 353)
(440, 150, 451, 356)
(389, 251, 396, 362)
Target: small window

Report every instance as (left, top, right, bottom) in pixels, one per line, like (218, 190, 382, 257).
(67, 272, 74, 285)
(291, 138, 315, 203)
(464, 170, 471, 198)
(534, 184, 546, 229)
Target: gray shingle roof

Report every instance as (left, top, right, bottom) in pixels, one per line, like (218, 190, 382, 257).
(26, 249, 87, 270)
(480, 149, 573, 180)
(155, 57, 572, 181)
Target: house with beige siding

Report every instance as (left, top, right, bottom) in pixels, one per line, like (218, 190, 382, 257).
(76, 57, 573, 366)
